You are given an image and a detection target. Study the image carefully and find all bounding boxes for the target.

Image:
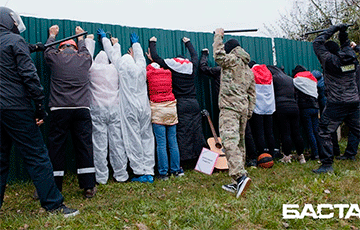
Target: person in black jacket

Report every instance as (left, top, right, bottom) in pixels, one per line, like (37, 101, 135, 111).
(292, 65, 321, 160)
(199, 48, 221, 133)
(267, 65, 305, 164)
(312, 24, 360, 173)
(149, 36, 206, 168)
(0, 6, 78, 216)
(336, 41, 360, 161)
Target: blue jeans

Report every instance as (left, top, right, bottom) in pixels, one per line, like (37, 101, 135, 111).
(152, 124, 180, 175)
(300, 108, 321, 159)
(0, 110, 64, 211)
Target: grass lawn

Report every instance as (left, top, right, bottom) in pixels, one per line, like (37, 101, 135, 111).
(1, 144, 360, 229)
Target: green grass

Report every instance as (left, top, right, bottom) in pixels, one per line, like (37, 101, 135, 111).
(1, 145, 360, 229)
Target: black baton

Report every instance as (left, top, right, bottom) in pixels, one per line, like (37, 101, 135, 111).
(213, 29, 258, 34)
(44, 31, 88, 48)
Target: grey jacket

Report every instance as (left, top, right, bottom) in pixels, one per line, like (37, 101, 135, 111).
(44, 37, 92, 108)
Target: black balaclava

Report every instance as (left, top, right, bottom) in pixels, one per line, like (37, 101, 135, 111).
(291, 65, 307, 77)
(224, 39, 240, 54)
(248, 60, 256, 68)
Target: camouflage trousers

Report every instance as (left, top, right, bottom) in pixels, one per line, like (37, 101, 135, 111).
(219, 109, 248, 181)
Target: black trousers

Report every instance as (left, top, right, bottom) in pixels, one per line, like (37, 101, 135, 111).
(249, 113, 276, 156)
(176, 98, 207, 161)
(48, 109, 95, 191)
(245, 121, 257, 160)
(344, 130, 360, 157)
(318, 102, 360, 165)
(276, 112, 304, 156)
(0, 110, 63, 210)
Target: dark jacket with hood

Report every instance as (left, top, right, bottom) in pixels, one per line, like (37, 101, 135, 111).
(199, 50, 221, 97)
(267, 65, 299, 114)
(149, 40, 198, 99)
(291, 66, 319, 110)
(0, 8, 45, 110)
(313, 25, 359, 104)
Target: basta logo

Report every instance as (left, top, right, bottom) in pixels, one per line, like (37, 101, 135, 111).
(283, 204, 360, 219)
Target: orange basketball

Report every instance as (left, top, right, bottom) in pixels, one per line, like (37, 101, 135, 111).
(257, 153, 274, 168)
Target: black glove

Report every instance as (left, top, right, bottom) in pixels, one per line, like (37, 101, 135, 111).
(339, 24, 350, 33)
(34, 101, 48, 121)
(35, 42, 45, 52)
(338, 24, 350, 47)
(326, 25, 340, 35)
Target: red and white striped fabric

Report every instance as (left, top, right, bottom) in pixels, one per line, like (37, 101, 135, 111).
(251, 64, 276, 115)
(293, 71, 318, 98)
(164, 57, 193, 75)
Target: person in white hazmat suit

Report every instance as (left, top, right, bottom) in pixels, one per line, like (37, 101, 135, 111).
(97, 29, 155, 183)
(84, 34, 128, 184)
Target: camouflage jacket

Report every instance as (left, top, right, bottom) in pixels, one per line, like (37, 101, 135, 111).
(213, 34, 256, 116)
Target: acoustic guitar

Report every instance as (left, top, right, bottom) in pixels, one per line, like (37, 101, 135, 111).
(201, 109, 229, 170)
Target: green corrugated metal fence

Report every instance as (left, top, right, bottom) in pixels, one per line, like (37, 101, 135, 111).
(7, 16, 321, 182)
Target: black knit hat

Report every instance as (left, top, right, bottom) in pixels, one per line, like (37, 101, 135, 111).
(248, 60, 256, 68)
(224, 39, 240, 54)
(324, 41, 340, 54)
(291, 65, 307, 77)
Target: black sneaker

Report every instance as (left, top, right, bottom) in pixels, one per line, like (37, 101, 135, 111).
(236, 175, 251, 198)
(173, 168, 185, 177)
(222, 183, 237, 193)
(336, 155, 356, 161)
(50, 204, 79, 218)
(157, 174, 169, 181)
(312, 165, 334, 174)
(246, 159, 257, 167)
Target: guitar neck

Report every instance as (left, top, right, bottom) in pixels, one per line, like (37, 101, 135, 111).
(205, 115, 221, 147)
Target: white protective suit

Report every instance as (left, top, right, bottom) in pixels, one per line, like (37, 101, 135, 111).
(85, 38, 128, 184)
(102, 37, 155, 176)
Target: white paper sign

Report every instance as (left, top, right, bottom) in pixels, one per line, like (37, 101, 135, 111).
(195, 148, 219, 175)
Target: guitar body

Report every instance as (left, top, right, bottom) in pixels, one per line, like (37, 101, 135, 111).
(207, 137, 229, 170)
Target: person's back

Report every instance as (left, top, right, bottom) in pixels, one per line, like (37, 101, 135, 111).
(101, 31, 155, 183)
(149, 36, 206, 165)
(44, 34, 92, 108)
(267, 65, 305, 163)
(0, 7, 78, 216)
(213, 28, 255, 199)
(313, 25, 359, 104)
(88, 51, 119, 108)
(214, 42, 255, 114)
(248, 62, 276, 159)
(267, 65, 298, 113)
(146, 59, 183, 179)
(312, 24, 360, 174)
(85, 35, 127, 184)
(43, 25, 96, 198)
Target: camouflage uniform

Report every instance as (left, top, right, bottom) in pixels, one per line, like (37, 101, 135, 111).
(213, 34, 256, 181)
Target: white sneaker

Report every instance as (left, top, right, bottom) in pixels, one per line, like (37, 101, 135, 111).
(280, 155, 292, 163)
(298, 154, 306, 164)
